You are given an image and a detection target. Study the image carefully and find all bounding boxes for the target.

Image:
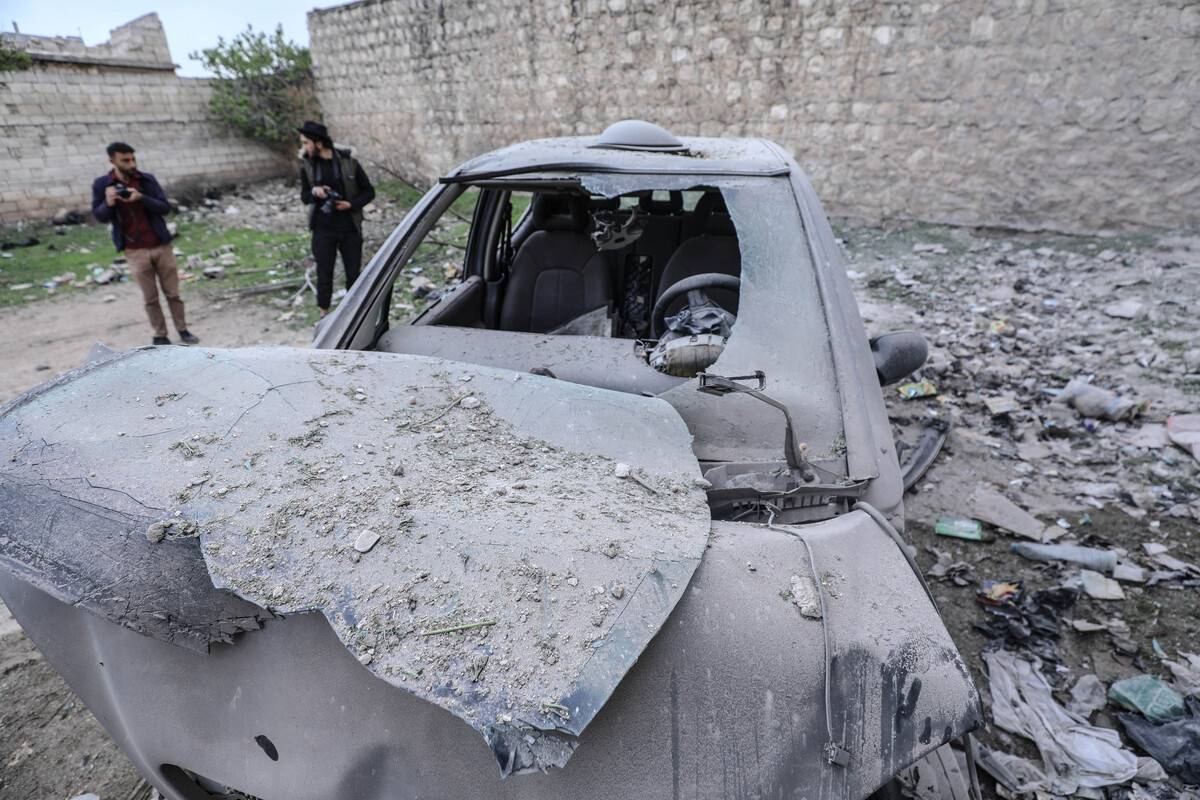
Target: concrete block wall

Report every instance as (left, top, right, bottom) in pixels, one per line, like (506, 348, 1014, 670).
(308, 0, 1200, 234)
(0, 14, 287, 222)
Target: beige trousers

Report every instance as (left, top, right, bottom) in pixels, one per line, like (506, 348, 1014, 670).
(126, 244, 187, 338)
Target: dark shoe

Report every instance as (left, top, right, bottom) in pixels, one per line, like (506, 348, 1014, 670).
(178, 330, 200, 345)
(152, 336, 171, 346)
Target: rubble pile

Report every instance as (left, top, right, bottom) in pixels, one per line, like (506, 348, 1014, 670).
(845, 229, 1200, 798)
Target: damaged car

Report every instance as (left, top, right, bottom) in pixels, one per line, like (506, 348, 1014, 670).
(0, 120, 982, 800)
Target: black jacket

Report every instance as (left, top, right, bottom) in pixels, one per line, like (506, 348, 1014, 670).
(91, 171, 173, 252)
(300, 149, 375, 233)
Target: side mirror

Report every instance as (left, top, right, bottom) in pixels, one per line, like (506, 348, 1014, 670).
(870, 330, 928, 386)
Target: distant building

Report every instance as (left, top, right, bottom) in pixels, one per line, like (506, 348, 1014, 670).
(0, 14, 286, 222)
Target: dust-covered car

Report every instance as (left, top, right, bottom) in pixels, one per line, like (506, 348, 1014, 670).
(0, 121, 981, 800)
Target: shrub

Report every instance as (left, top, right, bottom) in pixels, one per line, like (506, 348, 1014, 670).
(190, 25, 317, 154)
(0, 39, 33, 72)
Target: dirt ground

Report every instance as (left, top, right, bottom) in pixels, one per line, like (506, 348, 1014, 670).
(0, 281, 310, 800)
(1, 207, 1198, 798)
(0, 280, 310, 407)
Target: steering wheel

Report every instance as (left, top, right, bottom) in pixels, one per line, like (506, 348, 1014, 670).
(650, 272, 741, 338)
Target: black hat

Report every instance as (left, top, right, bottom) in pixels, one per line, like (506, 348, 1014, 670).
(297, 120, 331, 142)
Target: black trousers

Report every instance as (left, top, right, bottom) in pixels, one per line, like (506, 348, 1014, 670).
(311, 228, 363, 309)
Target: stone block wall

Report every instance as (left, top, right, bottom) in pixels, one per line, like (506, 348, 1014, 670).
(308, 0, 1200, 234)
(0, 14, 287, 222)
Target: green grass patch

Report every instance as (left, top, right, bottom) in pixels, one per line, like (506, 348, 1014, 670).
(376, 179, 427, 209)
(174, 223, 309, 293)
(0, 221, 309, 309)
(376, 181, 480, 222)
(0, 224, 114, 306)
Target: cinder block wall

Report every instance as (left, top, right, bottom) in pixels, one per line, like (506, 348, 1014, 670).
(308, 0, 1200, 234)
(0, 14, 287, 223)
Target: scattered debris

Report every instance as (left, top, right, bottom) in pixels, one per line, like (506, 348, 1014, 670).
(1067, 674, 1108, 719)
(1166, 414, 1200, 462)
(1079, 569, 1126, 600)
(1117, 698, 1200, 785)
(1011, 542, 1118, 572)
(969, 487, 1047, 541)
(1112, 562, 1148, 583)
(977, 579, 1022, 606)
(1162, 652, 1200, 696)
(898, 379, 938, 399)
(1058, 378, 1146, 421)
(912, 242, 948, 255)
(975, 585, 1076, 662)
(1109, 675, 1186, 723)
(985, 396, 1021, 416)
(926, 547, 971, 585)
(984, 649, 1138, 793)
(420, 619, 497, 636)
(1102, 299, 1146, 319)
(788, 573, 822, 618)
(934, 516, 984, 541)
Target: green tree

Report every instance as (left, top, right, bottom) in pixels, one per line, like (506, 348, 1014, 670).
(0, 39, 33, 72)
(190, 25, 317, 153)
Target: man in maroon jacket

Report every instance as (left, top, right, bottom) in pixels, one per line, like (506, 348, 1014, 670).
(92, 142, 199, 346)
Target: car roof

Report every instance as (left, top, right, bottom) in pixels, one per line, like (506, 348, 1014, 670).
(443, 135, 794, 183)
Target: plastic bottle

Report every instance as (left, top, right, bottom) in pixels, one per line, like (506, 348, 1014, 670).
(1011, 542, 1118, 573)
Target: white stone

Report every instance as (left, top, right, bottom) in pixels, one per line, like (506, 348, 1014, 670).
(354, 529, 381, 553)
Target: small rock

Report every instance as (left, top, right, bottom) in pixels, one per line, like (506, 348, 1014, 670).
(1102, 299, 1145, 319)
(613, 462, 631, 478)
(145, 521, 170, 543)
(912, 242, 948, 255)
(460, 396, 481, 409)
(789, 574, 822, 619)
(34, 363, 50, 372)
(610, 584, 625, 599)
(354, 529, 381, 553)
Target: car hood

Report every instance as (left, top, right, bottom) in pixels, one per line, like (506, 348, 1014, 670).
(0, 345, 712, 775)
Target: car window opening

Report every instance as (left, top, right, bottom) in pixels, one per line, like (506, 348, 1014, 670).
(395, 185, 741, 381)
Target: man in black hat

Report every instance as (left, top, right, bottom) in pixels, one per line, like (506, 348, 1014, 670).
(297, 120, 376, 316)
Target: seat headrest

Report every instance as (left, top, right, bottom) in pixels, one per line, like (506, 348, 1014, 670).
(589, 196, 620, 212)
(693, 192, 736, 237)
(531, 193, 589, 232)
(637, 191, 683, 215)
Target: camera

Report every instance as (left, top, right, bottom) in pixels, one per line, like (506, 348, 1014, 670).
(319, 188, 344, 215)
(114, 182, 132, 199)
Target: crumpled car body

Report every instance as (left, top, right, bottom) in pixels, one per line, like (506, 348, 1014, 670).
(0, 125, 981, 799)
